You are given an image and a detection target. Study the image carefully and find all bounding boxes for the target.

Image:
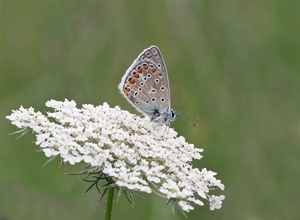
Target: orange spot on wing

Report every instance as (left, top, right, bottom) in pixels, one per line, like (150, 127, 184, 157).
(124, 86, 131, 96)
(157, 71, 162, 76)
(143, 64, 149, 70)
(151, 67, 156, 73)
(137, 66, 143, 73)
(133, 73, 140, 78)
(129, 78, 135, 84)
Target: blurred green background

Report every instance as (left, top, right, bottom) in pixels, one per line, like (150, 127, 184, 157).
(1, 0, 300, 219)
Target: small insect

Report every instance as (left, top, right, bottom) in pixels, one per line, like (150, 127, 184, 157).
(118, 46, 177, 125)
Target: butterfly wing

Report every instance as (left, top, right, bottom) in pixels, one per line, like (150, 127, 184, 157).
(118, 46, 171, 117)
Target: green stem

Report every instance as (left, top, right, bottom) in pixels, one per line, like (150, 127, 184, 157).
(105, 187, 115, 220)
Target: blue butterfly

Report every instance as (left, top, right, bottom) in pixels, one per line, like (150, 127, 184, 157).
(119, 46, 177, 125)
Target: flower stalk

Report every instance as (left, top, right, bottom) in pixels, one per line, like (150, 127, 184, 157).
(105, 187, 115, 220)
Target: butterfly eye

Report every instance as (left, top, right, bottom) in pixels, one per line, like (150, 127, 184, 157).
(161, 98, 165, 102)
(135, 101, 139, 104)
(155, 79, 159, 83)
(161, 86, 165, 91)
(138, 87, 142, 91)
(145, 100, 149, 104)
(147, 74, 151, 78)
(150, 89, 156, 93)
(157, 64, 161, 68)
(140, 82, 144, 86)
(134, 91, 138, 96)
(151, 98, 156, 102)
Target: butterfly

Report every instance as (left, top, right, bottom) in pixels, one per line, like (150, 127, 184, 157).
(118, 45, 178, 125)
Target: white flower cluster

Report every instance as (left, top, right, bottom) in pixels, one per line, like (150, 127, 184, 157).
(6, 99, 225, 212)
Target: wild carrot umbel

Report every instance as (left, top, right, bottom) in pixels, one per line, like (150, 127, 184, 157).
(6, 99, 225, 213)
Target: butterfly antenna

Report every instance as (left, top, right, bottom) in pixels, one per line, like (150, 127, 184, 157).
(177, 112, 198, 127)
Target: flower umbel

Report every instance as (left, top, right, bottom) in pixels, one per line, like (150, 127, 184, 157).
(6, 99, 225, 212)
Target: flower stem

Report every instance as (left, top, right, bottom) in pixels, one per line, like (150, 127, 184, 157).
(105, 187, 115, 220)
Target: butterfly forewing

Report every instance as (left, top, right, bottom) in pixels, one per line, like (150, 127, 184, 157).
(119, 46, 171, 116)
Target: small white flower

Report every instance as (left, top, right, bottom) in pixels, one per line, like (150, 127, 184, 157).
(6, 99, 225, 212)
(209, 195, 225, 210)
(178, 200, 195, 212)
